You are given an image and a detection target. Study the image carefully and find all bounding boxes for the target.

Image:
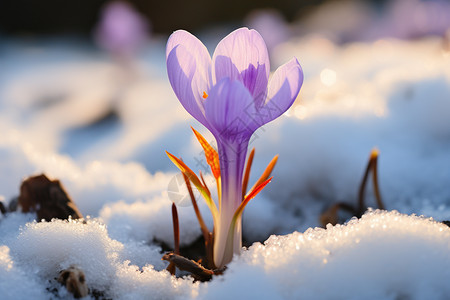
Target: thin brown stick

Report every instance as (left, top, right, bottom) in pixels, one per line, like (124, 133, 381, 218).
(183, 172, 210, 242)
(205, 232, 215, 270)
(186, 172, 216, 269)
(167, 203, 180, 275)
(242, 148, 255, 200)
(357, 152, 374, 217)
(172, 203, 180, 255)
(162, 253, 224, 282)
(370, 150, 385, 210)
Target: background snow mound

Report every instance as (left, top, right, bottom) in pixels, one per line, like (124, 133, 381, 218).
(0, 138, 176, 217)
(253, 37, 450, 226)
(1, 36, 450, 239)
(99, 196, 213, 247)
(204, 210, 450, 300)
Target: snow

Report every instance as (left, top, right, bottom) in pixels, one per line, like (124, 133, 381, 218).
(99, 197, 213, 248)
(1, 0, 450, 298)
(203, 210, 450, 300)
(2, 211, 449, 299)
(257, 36, 450, 230)
(0, 245, 49, 300)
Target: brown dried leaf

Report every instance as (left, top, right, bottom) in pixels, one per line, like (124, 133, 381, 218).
(19, 174, 83, 222)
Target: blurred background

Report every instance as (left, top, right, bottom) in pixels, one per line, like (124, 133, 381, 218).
(1, 0, 313, 35)
(0, 0, 450, 238)
(1, 0, 450, 39)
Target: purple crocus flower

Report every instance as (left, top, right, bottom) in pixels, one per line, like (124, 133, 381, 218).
(166, 27, 303, 267)
(94, 1, 149, 57)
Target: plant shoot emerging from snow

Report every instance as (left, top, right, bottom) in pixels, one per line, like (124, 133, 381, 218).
(166, 27, 303, 268)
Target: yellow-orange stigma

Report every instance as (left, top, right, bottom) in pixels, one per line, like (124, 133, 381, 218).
(202, 91, 208, 99)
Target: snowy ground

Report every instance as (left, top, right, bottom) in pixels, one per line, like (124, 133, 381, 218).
(1, 2, 450, 298)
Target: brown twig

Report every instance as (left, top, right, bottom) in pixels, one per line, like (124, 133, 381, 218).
(162, 253, 225, 282)
(358, 149, 385, 216)
(357, 151, 375, 216)
(205, 232, 214, 270)
(172, 203, 180, 255)
(321, 148, 386, 226)
(370, 150, 385, 210)
(183, 173, 210, 242)
(182, 172, 215, 269)
(166, 203, 180, 275)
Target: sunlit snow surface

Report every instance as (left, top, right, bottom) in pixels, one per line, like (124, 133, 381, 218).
(1, 27, 450, 299)
(1, 210, 449, 299)
(206, 210, 450, 300)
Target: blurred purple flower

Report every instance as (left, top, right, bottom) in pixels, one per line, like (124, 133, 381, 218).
(166, 27, 303, 267)
(365, 0, 450, 40)
(94, 1, 149, 56)
(245, 9, 291, 53)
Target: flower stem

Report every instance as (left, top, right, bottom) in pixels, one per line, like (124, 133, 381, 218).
(213, 139, 249, 267)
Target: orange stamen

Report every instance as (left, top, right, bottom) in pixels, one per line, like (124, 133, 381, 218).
(202, 91, 208, 99)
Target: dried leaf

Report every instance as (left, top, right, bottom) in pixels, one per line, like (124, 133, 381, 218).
(19, 174, 83, 222)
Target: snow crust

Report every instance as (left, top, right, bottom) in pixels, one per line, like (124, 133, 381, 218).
(1, 0, 450, 298)
(1, 211, 449, 299)
(205, 210, 450, 300)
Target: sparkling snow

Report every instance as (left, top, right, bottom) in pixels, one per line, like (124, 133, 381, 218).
(1, 0, 450, 298)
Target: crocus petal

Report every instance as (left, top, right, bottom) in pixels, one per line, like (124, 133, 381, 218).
(259, 57, 303, 125)
(204, 78, 258, 143)
(167, 45, 209, 127)
(166, 30, 211, 79)
(167, 30, 212, 102)
(212, 28, 270, 103)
